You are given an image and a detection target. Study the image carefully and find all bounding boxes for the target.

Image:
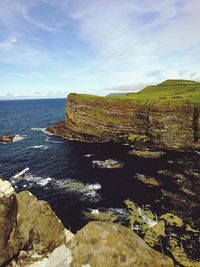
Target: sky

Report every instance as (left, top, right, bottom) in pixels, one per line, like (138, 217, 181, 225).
(0, 0, 200, 99)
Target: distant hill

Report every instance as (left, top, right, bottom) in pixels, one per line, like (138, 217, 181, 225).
(117, 79, 200, 104)
(106, 92, 129, 97)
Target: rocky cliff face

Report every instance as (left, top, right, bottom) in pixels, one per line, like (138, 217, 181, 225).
(47, 93, 200, 150)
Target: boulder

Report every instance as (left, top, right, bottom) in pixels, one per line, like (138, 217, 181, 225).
(0, 178, 74, 266)
(67, 221, 174, 267)
(16, 191, 73, 252)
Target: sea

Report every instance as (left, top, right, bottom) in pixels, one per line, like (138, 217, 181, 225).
(0, 98, 199, 261)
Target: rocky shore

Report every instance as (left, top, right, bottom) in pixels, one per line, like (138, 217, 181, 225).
(0, 177, 173, 267)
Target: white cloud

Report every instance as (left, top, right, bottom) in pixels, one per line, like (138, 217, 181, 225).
(68, 0, 200, 86)
(0, 0, 200, 96)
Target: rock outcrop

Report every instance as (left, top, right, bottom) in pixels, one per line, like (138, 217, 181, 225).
(0, 135, 16, 143)
(16, 191, 73, 252)
(67, 221, 174, 267)
(47, 92, 200, 150)
(0, 178, 73, 267)
(0, 180, 22, 266)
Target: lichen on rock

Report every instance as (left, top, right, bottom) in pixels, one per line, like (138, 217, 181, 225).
(67, 221, 174, 267)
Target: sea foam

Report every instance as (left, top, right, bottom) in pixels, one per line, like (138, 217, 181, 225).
(13, 167, 30, 179)
(13, 134, 27, 142)
(26, 145, 48, 150)
(31, 127, 46, 131)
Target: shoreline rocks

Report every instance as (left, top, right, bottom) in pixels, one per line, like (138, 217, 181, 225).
(0, 135, 16, 143)
(0, 178, 174, 266)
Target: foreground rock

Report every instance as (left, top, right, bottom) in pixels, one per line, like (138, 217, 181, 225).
(0, 178, 73, 266)
(0, 134, 16, 143)
(16, 191, 74, 252)
(67, 221, 174, 267)
(28, 245, 73, 267)
(0, 180, 22, 266)
(0, 178, 174, 266)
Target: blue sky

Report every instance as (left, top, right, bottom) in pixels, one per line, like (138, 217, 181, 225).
(0, 0, 200, 99)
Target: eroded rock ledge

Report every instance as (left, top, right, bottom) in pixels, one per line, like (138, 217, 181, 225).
(47, 93, 200, 150)
(0, 178, 173, 267)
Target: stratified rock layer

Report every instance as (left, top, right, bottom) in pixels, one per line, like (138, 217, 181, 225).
(47, 93, 200, 150)
(67, 221, 174, 267)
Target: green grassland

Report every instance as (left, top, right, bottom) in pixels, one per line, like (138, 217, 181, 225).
(116, 80, 200, 104)
(72, 80, 200, 105)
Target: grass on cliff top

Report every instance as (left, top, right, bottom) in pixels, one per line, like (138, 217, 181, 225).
(116, 79, 200, 105)
(74, 80, 200, 105)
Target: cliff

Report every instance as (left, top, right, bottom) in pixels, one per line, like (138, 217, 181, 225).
(47, 80, 200, 150)
(0, 178, 173, 267)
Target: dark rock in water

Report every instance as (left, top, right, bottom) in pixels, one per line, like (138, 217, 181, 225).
(129, 150, 165, 158)
(67, 221, 174, 267)
(0, 134, 15, 143)
(135, 173, 160, 186)
(92, 159, 124, 169)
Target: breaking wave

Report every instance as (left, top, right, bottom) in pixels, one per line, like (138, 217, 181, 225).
(53, 179, 102, 202)
(13, 167, 30, 179)
(31, 127, 46, 132)
(13, 134, 27, 142)
(11, 173, 52, 189)
(83, 154, 95, 158)
(10, 170, 101, 202)
(45, 137, 63, 144)
(26, 145, 48, 150)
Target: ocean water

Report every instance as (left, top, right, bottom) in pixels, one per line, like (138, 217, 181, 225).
(0, 99, 199, 243)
